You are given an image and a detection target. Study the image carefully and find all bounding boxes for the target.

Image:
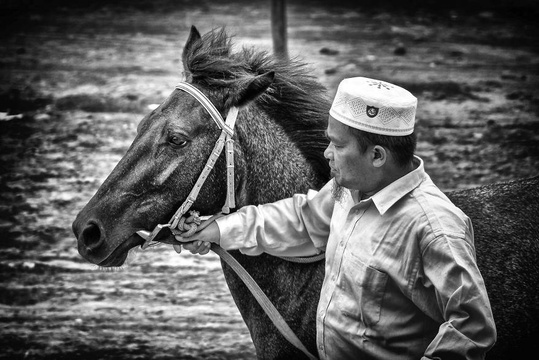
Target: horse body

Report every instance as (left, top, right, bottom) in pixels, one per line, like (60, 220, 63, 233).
(447, 177, 539, 357)
(73, 26, 538, 359)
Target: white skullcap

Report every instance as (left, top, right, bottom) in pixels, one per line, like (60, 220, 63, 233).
(329, 77, 417, 136)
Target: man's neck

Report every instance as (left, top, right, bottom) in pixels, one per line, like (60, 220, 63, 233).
(364, 160, 417, 198)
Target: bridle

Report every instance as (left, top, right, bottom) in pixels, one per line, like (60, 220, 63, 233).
(137, 82, 239, 249)
(135, 82, 319, 360)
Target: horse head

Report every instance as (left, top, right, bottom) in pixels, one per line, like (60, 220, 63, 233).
(73, 26, 276, 267)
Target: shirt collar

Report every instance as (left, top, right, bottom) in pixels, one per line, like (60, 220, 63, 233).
(367, 155, 427, 215)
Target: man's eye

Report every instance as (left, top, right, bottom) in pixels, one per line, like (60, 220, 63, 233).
(169, 136, 188, 147)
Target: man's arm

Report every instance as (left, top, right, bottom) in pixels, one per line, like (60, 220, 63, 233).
(422, 228, 497, 359)
(176, 180, 335, 257)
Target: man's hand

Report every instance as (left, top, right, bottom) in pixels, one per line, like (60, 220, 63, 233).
(173, 221, 220, 255)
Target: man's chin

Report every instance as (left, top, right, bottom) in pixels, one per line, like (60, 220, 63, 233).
(331, 179, 346, 202)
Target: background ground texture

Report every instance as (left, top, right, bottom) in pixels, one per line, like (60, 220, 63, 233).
(1, 0, 538, 359)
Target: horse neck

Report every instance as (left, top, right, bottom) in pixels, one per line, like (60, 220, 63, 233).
(235, 106, 323, 206)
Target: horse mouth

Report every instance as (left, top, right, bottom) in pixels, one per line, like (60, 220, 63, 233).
(98, 234, 144, 267)
(98, 227, 182, 267)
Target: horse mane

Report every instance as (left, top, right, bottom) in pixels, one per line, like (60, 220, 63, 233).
(183, 27, 331, 185)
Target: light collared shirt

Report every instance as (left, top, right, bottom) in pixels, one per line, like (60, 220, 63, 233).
(217, 156, 496, 359)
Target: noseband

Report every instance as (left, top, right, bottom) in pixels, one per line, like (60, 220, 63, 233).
(137, 82, 239, 249)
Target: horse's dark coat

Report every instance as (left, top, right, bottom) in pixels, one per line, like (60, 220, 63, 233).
(447, 176, 539, 358)
(74, 26, 539, 359)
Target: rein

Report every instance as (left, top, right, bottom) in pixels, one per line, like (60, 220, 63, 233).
(136, 82, 320, 360)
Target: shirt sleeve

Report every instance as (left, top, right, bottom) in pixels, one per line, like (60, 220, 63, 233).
(421, 219, 497, 359)
(215, 180, 335, 257)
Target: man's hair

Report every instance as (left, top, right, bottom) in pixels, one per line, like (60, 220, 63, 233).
(350, 128, 417, 168)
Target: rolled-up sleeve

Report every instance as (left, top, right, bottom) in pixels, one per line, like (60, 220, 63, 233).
(216, 180, 335, 257)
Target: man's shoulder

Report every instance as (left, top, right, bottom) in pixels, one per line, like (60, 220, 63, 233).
(410, 182, 470, 236)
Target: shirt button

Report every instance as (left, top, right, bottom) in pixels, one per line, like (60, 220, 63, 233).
(319, 345, 324, 351)
(340, 241, 344, 247)
(331, 275, 336, 281)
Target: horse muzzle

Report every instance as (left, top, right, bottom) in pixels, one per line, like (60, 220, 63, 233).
(73, 214, 143, 266)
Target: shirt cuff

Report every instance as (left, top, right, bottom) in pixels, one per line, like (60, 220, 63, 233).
(215, 211, 261, 254)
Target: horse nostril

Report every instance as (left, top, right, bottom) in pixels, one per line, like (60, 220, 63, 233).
(81, 222, 104, 253)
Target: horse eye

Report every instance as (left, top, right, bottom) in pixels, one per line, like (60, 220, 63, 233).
(169, 135, 188, 148)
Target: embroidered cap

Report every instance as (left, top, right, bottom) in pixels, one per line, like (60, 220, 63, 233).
(329, 77, 417, 136)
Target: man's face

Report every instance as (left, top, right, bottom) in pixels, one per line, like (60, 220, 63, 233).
(324, 115, 375, 192)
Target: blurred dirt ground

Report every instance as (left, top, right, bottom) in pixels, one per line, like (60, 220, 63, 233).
(0, 0, 538, 359)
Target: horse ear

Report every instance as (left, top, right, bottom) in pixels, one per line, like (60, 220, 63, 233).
(183, 25, 202, 57)
(182, 26, 202, 78)
(232, 71, 275, 107)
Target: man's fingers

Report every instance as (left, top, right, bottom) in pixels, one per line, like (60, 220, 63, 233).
(172, 239, 211, 256)
(182, 241, 198, 252)
(199, 243, 211, 255)
(189, 241, 204, 254)
(175, 234, 194, 242)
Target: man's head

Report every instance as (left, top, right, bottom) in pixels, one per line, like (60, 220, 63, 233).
(324, 77, 417, 196)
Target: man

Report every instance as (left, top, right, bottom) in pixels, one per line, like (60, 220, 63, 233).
(175, 77, 497, 359)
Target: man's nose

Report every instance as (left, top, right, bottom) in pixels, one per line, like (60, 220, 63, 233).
(323, 144, 332, 160)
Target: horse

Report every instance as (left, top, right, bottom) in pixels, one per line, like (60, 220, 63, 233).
(73, 26, 539, 359)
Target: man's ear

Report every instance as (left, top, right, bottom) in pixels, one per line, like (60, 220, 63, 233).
(372, 145, 387, 167)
